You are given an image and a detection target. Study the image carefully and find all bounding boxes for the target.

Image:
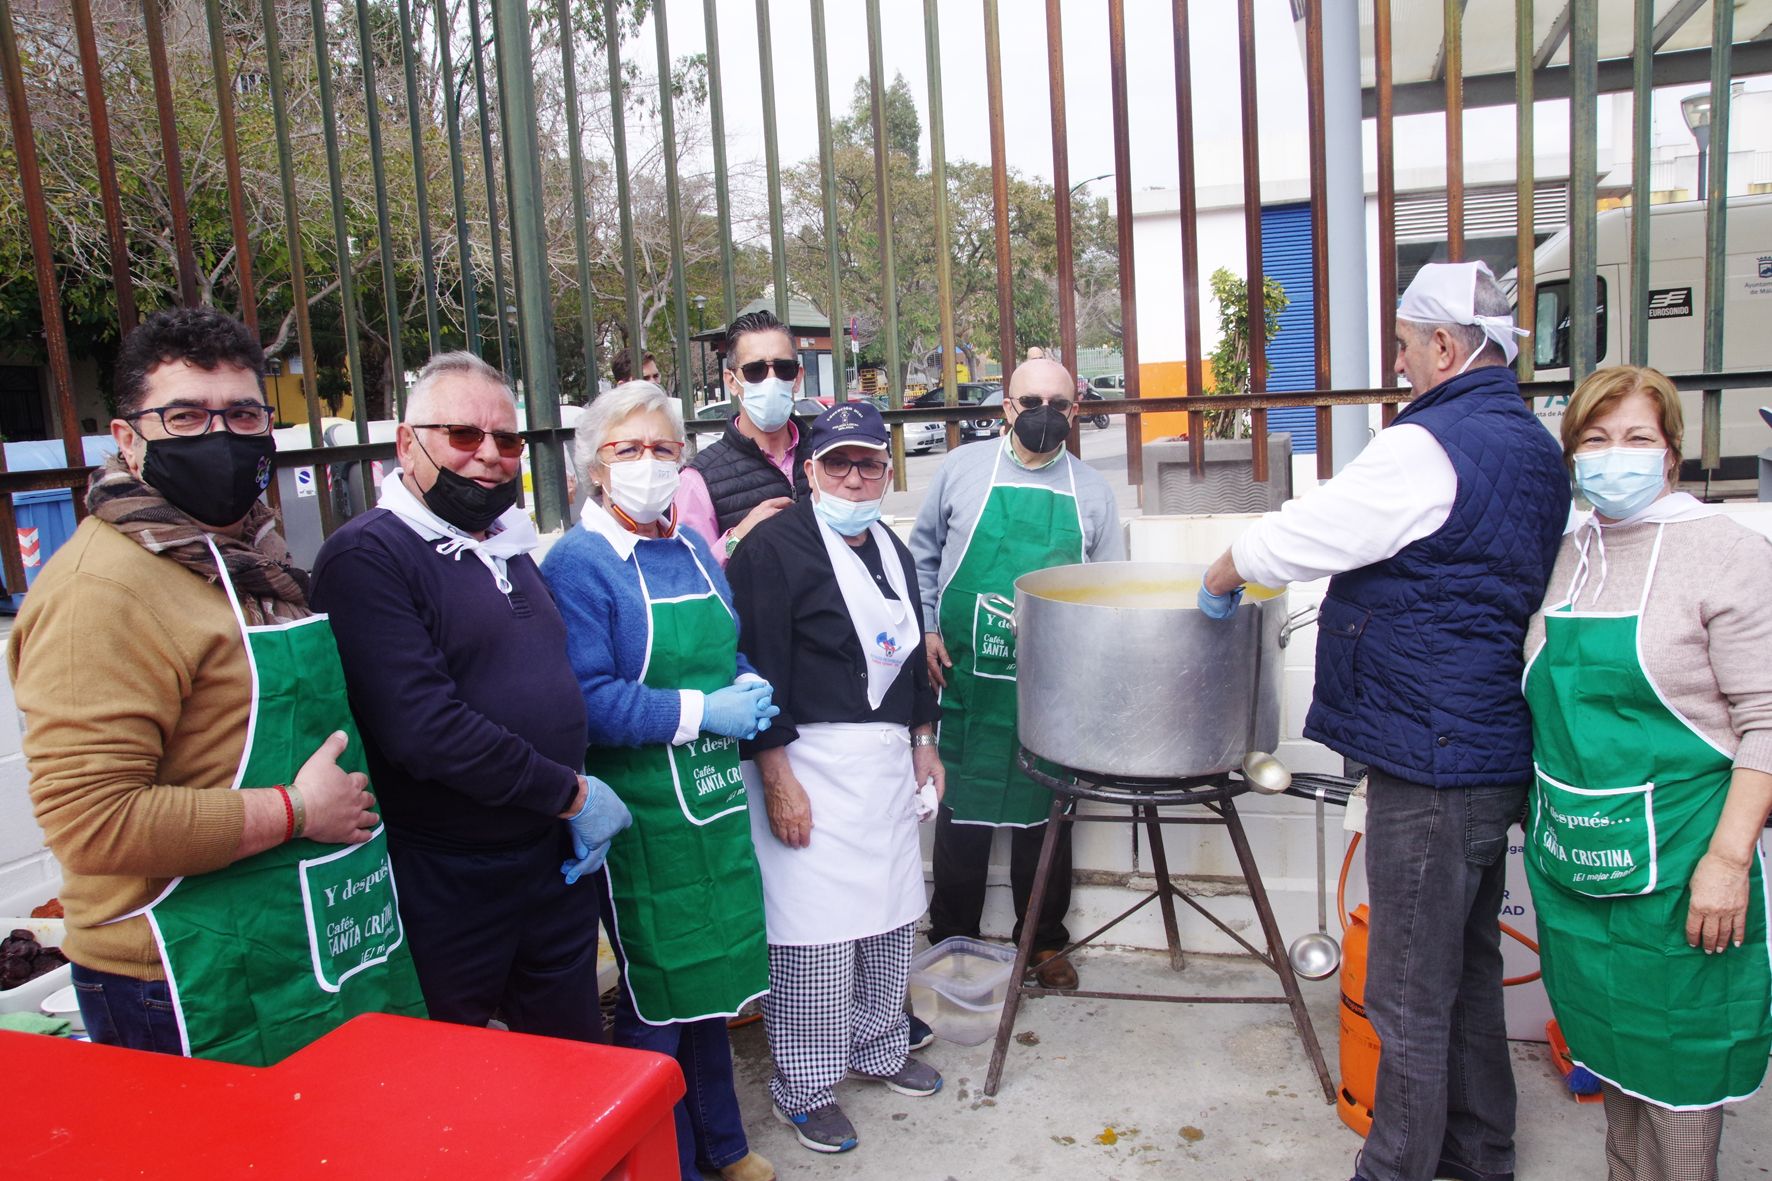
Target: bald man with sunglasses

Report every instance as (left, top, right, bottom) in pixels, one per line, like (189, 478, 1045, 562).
(311, 351, 630, 1042)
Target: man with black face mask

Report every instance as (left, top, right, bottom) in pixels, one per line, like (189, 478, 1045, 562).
(311, 352, 630, 1043)
(10, 307, 425, 1061)
(909, 357, 1124, 992)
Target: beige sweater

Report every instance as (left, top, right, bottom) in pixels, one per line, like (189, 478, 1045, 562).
(1524, 513, 1772, 775)
(8, 517, 250, 979)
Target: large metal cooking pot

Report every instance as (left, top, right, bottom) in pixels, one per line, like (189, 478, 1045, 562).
(979, 561, 1310, 781)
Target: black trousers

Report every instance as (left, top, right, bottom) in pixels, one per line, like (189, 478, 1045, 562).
(387, 826, 606, 1043)
(926, 806, 1072, 953)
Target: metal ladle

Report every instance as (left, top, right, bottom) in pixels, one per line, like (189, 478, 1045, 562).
(1287, 784, 1343, 980)
(1241, 750, 1292, 795)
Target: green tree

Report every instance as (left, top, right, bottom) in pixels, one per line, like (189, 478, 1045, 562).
(1203, 266, 1288, 440)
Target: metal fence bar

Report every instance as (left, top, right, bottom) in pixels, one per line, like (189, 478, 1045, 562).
(490, 9, 525, 381)
(756, 0, 788, 321)
(0, 0, 82, 476)
(69, 0, 136, 337)
(141, 0, 198, 307)
(557, 0, 599, 399)
(927, 0, 957, 443)
(1172, 0, 1206, 475)
(811, 0, 846, 400)
(491, 0, 565, 530)
(1376, 0, 1399, 424)
(1701, 0, 1733, 471)
(1444, 0, 1464, 261)
(1108, 0, 1143, 491)
(205, 0, 257, 334)
(982, 0, 1015, 388)
(396, 0, 443, 356)
(604, 0, 643, 378)
(1515, 0, 1536, 383)
(355, 0, 409, 417)
(655, 3, 695, 426)
(1627, 0, 1651, 366)
(1305, 0, 1333, 479)
(866, 0, 907, 491)
(704, 0, 739, 321)
(433, 0, 481, 352)
(1237, 0, 1269, 484)
(1567, 0, 1598, 382)
(469, 0, 514, 371)
(1045, 0, 1077, 456)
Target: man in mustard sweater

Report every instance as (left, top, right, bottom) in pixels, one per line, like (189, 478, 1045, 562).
(9, 308, 421, 1062)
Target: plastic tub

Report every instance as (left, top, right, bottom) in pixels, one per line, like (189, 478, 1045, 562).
(906, 936, 1017, 1046)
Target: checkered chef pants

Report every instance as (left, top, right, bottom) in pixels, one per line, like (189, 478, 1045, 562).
(1601, 1084, 1725, 1181)
(761, 922, 916, 1115)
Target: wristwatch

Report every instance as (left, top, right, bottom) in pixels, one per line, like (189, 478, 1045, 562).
(724, 533, 742, 558)
(911, 734, 937, 748)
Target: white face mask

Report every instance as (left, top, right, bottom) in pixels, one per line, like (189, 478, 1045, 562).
(739, 376, 795, 432)
(604, 457, 681, 524)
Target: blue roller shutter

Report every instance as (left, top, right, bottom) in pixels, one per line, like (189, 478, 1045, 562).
(1260, 203, 1316, 454)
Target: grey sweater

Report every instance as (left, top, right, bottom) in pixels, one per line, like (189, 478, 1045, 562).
(909, 438, 1125, 633)
(1524, 513, 1772, 774)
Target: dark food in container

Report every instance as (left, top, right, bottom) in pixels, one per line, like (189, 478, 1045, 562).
(0, 930, 69, 990)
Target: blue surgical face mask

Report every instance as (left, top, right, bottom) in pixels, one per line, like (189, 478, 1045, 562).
(812, 488, 883, 537)
(1573, 446, 1668, 520)
(739, 375, 795, 432)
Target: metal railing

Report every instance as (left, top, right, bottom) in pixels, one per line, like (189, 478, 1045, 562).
(0, 0, 1763, 600)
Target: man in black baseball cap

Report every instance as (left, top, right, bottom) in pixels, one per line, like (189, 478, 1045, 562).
(724, 401, 946, 1154)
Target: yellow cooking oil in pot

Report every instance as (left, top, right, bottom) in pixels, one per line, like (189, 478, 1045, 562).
(1034, 579, 1283, 609)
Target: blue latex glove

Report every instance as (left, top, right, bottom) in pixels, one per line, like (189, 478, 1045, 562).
(1196, 582, 1244, 621)
(702, 681, 780, 740)
(561, 776, 633, 884)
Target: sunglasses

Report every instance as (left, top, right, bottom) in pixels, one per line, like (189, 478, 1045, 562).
(412, 423, 526, 457)
(737, 358, 801, 384)
(1015, 395, 1075, 414)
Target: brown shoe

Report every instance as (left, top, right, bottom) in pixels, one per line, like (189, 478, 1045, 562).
(720, 1150, 776, 1181)
(1027, 949, 1079, 990)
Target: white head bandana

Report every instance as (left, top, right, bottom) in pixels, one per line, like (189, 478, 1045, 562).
(1397, 260, 1529, 366)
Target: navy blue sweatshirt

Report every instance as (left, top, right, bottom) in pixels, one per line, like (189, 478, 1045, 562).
(311, 510, 584, 850)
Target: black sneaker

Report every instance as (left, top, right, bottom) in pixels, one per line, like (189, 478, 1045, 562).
(773, 1102, 857, 1154)
(907, 1013, 935, 1052)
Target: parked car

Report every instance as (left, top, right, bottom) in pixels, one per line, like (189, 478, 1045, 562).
(863, 393, 944, 455)
(1090, 373, 1125, 393)
(962, 389, 1005, 442)
(695, 399, 734, 421)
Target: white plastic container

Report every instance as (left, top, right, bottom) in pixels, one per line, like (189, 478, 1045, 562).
(0, 915, 72, 1022)
(907, 936, 1017, 1047)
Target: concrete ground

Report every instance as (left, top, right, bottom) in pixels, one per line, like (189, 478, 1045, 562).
(727, 946, 1772, 1180)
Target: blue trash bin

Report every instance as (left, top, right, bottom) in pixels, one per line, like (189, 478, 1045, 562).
(3, 435, 116, 613)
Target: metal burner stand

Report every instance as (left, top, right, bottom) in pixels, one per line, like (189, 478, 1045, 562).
(983, 746, 1335, 1101)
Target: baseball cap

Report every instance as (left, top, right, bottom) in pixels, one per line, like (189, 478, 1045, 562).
(809, 401, 890, 459)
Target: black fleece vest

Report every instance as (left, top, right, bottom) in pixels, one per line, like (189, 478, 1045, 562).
(687, 416, 813, 536)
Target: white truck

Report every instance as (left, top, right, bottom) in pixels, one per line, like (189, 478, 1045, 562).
(1514, 192, 1772, 482)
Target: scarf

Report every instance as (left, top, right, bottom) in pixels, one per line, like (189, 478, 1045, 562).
(376, 468, 539, 597)
(86, 455, 310, 626)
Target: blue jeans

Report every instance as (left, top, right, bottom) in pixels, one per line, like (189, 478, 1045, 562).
(70, 962, 184, 1055)
(612, 990, 750, 1179)
(1360, 771, 1525, 1181)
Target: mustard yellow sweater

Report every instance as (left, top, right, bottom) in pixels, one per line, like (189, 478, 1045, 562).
(8, 517, 249, 979)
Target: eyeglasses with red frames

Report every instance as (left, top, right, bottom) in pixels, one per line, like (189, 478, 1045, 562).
(598, 439, 686, 463)
(411, 423, 526, 457)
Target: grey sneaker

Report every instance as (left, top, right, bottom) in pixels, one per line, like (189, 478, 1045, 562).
(852, 1057, 943, 1097)
(773, 1102, 857, 1154)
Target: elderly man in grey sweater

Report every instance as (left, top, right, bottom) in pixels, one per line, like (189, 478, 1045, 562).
(909, 357, 1123, 989)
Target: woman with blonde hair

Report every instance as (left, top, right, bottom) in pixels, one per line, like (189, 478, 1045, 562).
(1523, 364, 1772, 1181)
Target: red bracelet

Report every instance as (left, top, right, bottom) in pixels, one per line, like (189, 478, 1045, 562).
(274, 785, 295, 843)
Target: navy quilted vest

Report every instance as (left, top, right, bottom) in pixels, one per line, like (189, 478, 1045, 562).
(1302, 365, 1569, 788)
(687, 416, 813, 536)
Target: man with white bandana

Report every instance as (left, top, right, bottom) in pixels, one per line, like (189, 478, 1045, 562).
(312, 351, 631, 1041)
(1202, 262, 1570, 1181)
(676, 309, 813, 566)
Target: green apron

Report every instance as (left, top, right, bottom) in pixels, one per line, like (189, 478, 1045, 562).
(937, 443, 1085, 826)
(588, 541, 768, 1024)
(1523, 523, 1772, 1109)
(138, 538, 427, 1067)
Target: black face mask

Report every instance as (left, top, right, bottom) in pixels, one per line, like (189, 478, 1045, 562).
(1012, 404, 1070, 455)
(141, 432, 275, 527)
(416, 441, 520, 534)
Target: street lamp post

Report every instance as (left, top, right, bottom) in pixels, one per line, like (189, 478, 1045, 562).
(1682, 92, 1712, 201)
(504, 303, 521, 388)
(692, 294, 707, 405)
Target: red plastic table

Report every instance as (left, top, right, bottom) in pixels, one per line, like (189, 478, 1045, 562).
(3, 1013, 684, 1178)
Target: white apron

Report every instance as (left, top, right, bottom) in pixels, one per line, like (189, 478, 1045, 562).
(744, 517, 927, 946)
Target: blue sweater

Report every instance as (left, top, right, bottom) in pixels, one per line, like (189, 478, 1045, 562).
(541, 521, 754, 750)
(310, 509, 585, 850)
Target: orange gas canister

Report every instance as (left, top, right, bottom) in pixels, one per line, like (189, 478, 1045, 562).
(1337, 902, 1381, 1136)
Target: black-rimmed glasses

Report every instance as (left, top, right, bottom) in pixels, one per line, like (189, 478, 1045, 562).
(124, 402, 272, 436)
(818, 454, 889, 480)
(1014, 395, 1075, 414)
